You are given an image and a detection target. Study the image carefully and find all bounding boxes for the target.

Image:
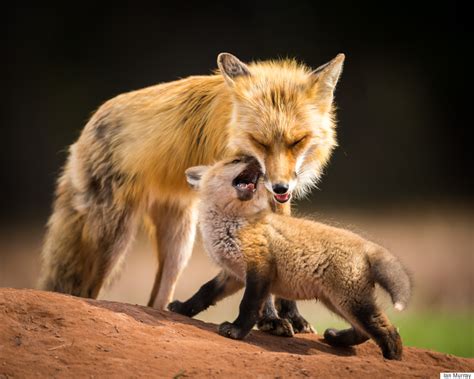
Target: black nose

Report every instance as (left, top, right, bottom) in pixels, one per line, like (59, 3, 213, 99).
(272, 183, 289, 194)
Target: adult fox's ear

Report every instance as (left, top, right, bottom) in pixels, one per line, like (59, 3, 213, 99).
(310, 53, 345, 111)
(217, 53, 251, 86)
(185, 165, 209, 189)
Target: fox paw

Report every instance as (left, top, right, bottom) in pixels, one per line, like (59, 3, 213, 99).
(323, 327, 369, 347)
(288, 314, 316, 334)
(276, 300, 316, 334)
(324, 328, 347, 346)
(168, 300, 194, 317)
(218, 322, 248, 340)
(257, 317, 295, 337)
(381, 328, 403, 360)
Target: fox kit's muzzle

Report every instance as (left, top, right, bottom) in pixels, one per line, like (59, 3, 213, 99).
(232, 157, 262, 201)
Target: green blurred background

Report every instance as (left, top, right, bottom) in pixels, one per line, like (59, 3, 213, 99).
(1, 2, 472, 357)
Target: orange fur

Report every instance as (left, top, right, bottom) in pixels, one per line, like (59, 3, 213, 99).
(39, 53, 345, 309)
(188, 157, 411, 359)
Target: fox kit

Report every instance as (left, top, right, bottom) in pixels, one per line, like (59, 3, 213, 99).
(170, 156, 412, 360)
(39, 52, 344, 333)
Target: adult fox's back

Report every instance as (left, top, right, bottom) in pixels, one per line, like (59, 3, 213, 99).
(79, 75, 232, 200)
(39, 53, 345, 313)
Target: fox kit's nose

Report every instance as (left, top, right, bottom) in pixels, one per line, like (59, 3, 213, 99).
(272, 183, 289, 194)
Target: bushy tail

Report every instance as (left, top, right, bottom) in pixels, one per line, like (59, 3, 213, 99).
(39, 170, 135, 298)
(367, 245, 412, 311)
(39, 189, 96, 297)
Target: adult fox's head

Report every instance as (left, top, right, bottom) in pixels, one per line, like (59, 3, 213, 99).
(218, 53, 344, 204)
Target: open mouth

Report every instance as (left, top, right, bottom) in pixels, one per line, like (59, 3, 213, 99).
(232, 160, 262, 200)
(273, 193, 291, 203)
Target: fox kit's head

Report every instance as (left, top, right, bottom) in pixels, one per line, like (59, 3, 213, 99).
(217, 52, 344, 204)
(185, 156, 268, 216)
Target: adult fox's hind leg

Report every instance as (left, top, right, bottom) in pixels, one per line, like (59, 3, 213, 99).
(147, 199, 198, 309)
(275, 298, 316, 334)
(257, 296, 295, 337)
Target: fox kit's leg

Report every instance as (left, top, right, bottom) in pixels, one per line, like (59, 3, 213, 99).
(324, 327, 369, 347)
(168, 270, 243, 317)
(169, 271, 293, 337)
(218, 268, 272, 340)
(169, 272, 294, 337)
(324, 294, 402, 360)
(320, 297, 369, 347)
(349, 302, 402, 360)
(40, 168, 138, 298)
(147, 199, 198, 309)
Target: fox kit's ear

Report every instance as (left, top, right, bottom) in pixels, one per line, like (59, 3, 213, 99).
(310, 53, 345, 110)
(217, 53, 251, 86)
(185, 165, 209, 189)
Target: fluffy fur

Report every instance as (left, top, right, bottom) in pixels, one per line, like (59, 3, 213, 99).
(170, 157, 412, 360)
(39, 52, 344, 311)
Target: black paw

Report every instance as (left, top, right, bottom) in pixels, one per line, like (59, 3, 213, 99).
(381, 329, 403, 360)
(276, 299, 316, 334)
(286, 314, 316, 334)
(168, 300, 194, 317)
(382, 347, 403, 361)
(218, 322, 248, 340)
(323, 327, 370, 347)
(323, 328, 345, 346)
(257, 317, 294, 337)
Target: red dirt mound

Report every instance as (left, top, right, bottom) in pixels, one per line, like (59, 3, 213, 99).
(0, 288, 472, 378)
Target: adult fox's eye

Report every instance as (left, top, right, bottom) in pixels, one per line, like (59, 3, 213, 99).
(291, 136, 307, 148)
(231, 159, 241, 164)
(254, 139, 269, 150)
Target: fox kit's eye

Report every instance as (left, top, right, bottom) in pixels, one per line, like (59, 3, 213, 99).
(290, 136, 307, 148)
(231, 158, 241, 164)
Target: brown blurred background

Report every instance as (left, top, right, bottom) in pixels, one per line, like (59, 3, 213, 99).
(1, 2, 472, 356)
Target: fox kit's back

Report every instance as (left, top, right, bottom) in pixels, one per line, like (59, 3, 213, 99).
(175, 156, 411, 360)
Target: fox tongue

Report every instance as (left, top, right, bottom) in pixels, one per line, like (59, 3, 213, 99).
(274, 193, 290, 202)
(237, 182, 255, 192)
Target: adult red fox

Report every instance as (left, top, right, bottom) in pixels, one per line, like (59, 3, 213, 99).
(39, 52, 344, 334)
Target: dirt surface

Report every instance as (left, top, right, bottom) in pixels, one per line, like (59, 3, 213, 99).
(0, 289, 472, 378)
